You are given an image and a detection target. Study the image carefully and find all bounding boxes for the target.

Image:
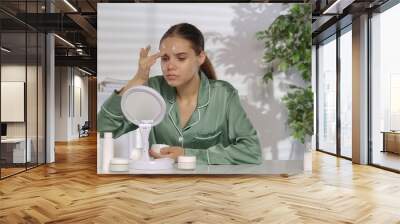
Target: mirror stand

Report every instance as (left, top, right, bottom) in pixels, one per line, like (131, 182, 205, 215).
(121, 86, 173, 170)
(133, 121, 174, 170)
(138, 121, 152, 162)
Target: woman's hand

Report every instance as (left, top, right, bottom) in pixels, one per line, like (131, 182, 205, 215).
(150, 146, 184, 161)
(119, 45, 162, 95)
(137, 45, 162, 80)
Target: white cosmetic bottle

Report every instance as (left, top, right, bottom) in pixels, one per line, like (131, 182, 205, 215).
(102, 132, 114, 172)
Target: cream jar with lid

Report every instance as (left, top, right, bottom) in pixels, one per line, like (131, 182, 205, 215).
(110, 158, 129, 172)
(177, 156, 196, 170)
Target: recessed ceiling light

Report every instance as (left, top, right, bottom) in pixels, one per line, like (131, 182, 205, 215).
(323, 0, 355, 15)
(63, 0, 78, 12)
(54, 34, 75, 48)
(1, 47, 11, 53)
(78, 67, 92, 76)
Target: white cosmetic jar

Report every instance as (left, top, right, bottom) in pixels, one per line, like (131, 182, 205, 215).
(177, 156, 196, 170)
(109, 158, 129, 172)
(150, 144, 169, 155)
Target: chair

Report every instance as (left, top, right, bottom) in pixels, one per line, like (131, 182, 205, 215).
(79, 121, 90, 138)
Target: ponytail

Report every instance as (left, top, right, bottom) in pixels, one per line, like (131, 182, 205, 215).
(200, 56, 217, 80)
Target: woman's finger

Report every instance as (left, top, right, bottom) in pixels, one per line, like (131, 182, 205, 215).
(139, 48, 145, 58)
(150, 149, 161, 158)
(148, 52, 162, 65)
(150, 52, 162, 60)
(144, 45, 151, 57)
(160, 148, 170, 155)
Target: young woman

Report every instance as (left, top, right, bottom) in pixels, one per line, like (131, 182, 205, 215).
(98, 23, 262, 165)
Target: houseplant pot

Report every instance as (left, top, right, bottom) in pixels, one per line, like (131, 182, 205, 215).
(303, 137, 312, 171)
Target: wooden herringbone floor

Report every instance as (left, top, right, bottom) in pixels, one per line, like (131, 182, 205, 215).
(1, 134, 400, 224)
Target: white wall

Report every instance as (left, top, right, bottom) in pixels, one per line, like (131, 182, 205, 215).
(72, 73, 89, 138)
(1, 66, 25, 128)
(55, 67, 89, 141)
(98, 3, 307, 160)
(312, 45, 317, 151)
(55, 67, 68, 141)
(1, 65, 36, 138)
(1, 63, 46, 164)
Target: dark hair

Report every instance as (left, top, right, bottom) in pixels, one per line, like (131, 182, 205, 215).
(160, 23, 217, 80)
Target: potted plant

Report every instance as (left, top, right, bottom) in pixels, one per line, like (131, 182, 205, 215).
(256, 4, 313, 170)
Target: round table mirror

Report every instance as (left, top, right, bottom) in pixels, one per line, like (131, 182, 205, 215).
(121, 86, 166, 126)
(121, 86, 173, 170)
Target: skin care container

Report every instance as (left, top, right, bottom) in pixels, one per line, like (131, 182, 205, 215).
(109, 158, 129, 172)
(102, 132, 114, 172)
(177, 156, 196, 170)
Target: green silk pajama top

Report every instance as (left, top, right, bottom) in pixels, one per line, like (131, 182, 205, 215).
(98, 72, 262, 165)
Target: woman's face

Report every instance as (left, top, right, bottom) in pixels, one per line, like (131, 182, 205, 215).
(159, 36, 205, 87)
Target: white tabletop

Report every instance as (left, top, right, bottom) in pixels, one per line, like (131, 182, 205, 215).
(99, 160, 304, 175)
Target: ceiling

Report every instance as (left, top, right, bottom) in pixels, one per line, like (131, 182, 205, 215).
(311, 0, 390, 44)
(1, 0, 312, 76)
(1, 0, 392, 75)
(1, 0, 102, 74)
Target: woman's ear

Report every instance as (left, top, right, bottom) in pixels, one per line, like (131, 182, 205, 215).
(198, 51, 206, 66)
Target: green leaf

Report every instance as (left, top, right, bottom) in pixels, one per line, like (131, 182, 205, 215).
(278, 61, 288, 72)
(256, 4, 313, 144)
(263, 71, 273, 83)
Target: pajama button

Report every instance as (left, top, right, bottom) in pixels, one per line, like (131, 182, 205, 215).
(178, 137, 183, 142)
